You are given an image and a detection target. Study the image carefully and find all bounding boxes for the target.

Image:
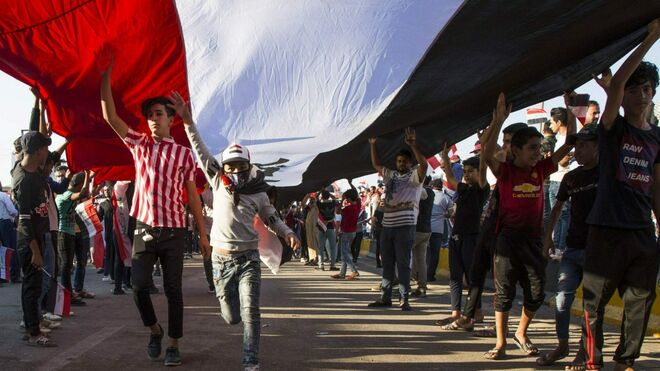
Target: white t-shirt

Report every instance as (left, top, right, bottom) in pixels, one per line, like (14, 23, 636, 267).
(549, 132, 570, 182)
(381, 166, 422, 227)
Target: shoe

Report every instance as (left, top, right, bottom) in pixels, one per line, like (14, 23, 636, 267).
(376, 263, 382, 268)
(346, 272, 360, 280)
(411, 288, 427, 298)
(96, 268, 104, 274)
(149, 286, 160, 294)
(300, 258, 308, 263)
(40, 320, 61, 329)
(367, 299, 392, 307)
(71, 296, 87, 306)
(400, 300, 412, 311)
(112, 288, 126, 295)
(370, 284, 382, 292)
(147, 324, 164, 360)
(244, 364, 260, 371)
(122, 285, 133, 292)
(314, 266, 325, 271)
(164, 347, 181, 366)
(43, 312, 62, 322)
(101, 276, 112, 282)
(330, 273, 345, 279)
(78, 290, 96, 299)
(329, 267, 340, 271)
(208, 286, 215, 294)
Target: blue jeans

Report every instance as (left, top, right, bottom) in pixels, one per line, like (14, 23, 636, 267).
(380, 225, 415, 301)
(39, 232, 56, 314)
(555, 248, 585, 340)
(213, 250, 261, 367)
(548, 181, 571, 252)
(317, 228, 337, 268)
(339, 232, 357, 276)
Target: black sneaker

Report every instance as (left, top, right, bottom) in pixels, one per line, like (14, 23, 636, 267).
(111, 288, 126, 295)
(400, 300, 412, 311)
(164, 347, 181, 366)
(367, 299, 392, 307)
(71, 296, 87, 306)
(329, 267, 340, 271)
(147, 324, 164, 360)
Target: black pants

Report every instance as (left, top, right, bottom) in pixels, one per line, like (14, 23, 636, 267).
(17, 237, 43, 336)
(582, 226, 658, 368)
(426, 232, 443, 281)
(113, 236, 126, 291)
(448, 233, 478, 311)
(73, 233, 89, 292)
(350, 231, 363, 262)
(493, 230, 546, 313)
(132, 222, 186, 339)
(373, 229, 382, 267)
(463, 219, 497, 319)
(58, 232, 75, 292)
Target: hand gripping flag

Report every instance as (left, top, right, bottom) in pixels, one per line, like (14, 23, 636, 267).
(254, 215, 283, 274)
(76, 199, 105, 269)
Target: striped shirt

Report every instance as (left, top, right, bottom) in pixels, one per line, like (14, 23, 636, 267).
(381, 166, 423, 228)
(123, 128, 195, 228)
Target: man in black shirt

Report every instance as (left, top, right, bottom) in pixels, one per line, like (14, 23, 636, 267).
(411, 177, 434, 297)
(13, 131, 55, 347)
(537, 124, 598, 368)
(436, 145, 489, 326)
(316, 191, 338, 271)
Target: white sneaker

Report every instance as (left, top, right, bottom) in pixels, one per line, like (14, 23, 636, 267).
(44, 312, 62, 322)
(300, 258, 308, 263)
(102, 276, 112, 282)
(244, 365, 259, 371)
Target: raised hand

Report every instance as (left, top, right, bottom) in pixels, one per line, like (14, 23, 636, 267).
(592, 68, 612, 92)
(441, 142, 451, 160)
(563, 91, 577, 107)
(167, 91, 192, 122)
(404, 127, 416, 146)
(648, 18, 660, 38)
(368, 138, 377, 144)
(493, 92, 512, 124)
(287, 233, 301, 250)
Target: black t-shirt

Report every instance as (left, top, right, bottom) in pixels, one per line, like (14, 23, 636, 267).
(12, 164, 49, 246)
(317, 199, 336, 229)
(556, 166, 598, 249)
(453, 182, 490, 235)
(416, 187, 435, 233)
(587, 115, 660, 229)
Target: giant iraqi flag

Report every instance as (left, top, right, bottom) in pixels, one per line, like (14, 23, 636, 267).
(0, 1, 657, 200)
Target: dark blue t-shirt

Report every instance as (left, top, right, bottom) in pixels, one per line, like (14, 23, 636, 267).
(587, 115, 660, 229)
(416, 187, 434, 233)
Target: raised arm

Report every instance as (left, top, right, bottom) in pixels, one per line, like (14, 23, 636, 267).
(600, 19, 660, 130)
(482, 93, 511, 177)
(440, 143, 458, 190)
(100, 61, 129, 139)
(170, 91, 222, 183)
(29, 87, 40, 131)
(404, 127, 428, 180)
(552, 92, 578, 164)
(71, 171, 91, 201)
(368, 138, 383, 174)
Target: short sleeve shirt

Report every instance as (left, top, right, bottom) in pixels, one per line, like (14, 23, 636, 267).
(453, 182, 490, 235)
(56, 190, 77, 235)
(587, 116, 660, 229)
(497, 157, 557, 237)
(123, 128, 195, 228)
(381, 166, 423, 227)
(556, 166, 598, 249)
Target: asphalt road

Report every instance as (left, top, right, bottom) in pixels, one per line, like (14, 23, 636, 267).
(1, 255, 658, 371)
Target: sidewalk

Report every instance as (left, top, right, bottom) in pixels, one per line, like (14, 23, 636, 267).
(0, 255, 658, 370)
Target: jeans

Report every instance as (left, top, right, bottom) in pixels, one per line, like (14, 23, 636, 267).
(411, 232, 431, 289)
(555, 248, 585, 341)
(338, 232, 358, 276)
(39, 232, 56, 314)
(58, 232, 75, 292)
(132, 222, 186, 339)
(380, 225, 415, 302)
(317, 228, 337, 268)
(213, 250, 261, 367)
(426, 232, 444, 281)
(548, 180, 570, 252)
(0, 219, 19, 281)
(18, 235, 43, 336)
(73, 233, 89, 292)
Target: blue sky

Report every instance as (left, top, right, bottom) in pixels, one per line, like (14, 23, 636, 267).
(0, 44, 658, 188)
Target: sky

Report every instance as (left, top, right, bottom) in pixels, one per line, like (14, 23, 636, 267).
(0, 44, 658, 189)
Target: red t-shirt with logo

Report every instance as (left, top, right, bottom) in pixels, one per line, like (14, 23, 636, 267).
(496, 157, 557, 237)
(341, 202, 360, 233)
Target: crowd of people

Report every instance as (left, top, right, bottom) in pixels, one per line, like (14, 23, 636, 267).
(1, 18, 659, 371)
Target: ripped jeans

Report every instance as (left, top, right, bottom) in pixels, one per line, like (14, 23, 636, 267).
(213, 249, 261, 366)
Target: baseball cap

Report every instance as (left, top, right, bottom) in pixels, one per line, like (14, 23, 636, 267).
(221, 143, 251, 164)
(21, 131, 52, 154)
(571, 123, 598, 141)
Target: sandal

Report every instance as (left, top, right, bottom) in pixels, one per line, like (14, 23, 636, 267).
(441, 319, 474, 332)
(513, 335, 540, 356)
(27, 334, 57, 347)
(473, 326, 497, 338)
(434, 317, 458, 326)
(483, 347, 506, 360)
(536, 348, 569, 366)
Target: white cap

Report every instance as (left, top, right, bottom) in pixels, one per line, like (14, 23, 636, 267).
(221, 143, 251, 164)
